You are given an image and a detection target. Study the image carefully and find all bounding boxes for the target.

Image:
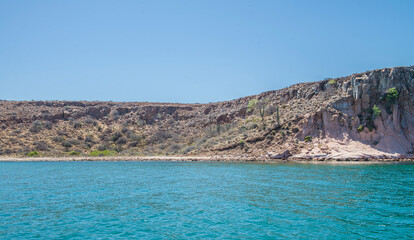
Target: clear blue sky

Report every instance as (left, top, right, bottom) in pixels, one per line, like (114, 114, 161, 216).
(1, 0, 413, 103)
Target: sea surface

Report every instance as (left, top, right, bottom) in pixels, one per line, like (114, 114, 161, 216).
(0, 162, 413, 239)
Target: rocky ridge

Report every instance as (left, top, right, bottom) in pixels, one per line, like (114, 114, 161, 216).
(1, 66, 413, 160)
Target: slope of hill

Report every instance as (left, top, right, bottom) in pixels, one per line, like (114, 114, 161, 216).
(1, 66, 413, 160)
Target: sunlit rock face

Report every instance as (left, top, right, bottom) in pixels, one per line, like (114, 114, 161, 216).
(297, 66, 414, 156)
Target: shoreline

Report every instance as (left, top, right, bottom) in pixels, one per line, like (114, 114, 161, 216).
(0, 156, 413, 164)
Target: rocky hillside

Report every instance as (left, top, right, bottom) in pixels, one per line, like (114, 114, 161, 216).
(1, 66, 413, 159)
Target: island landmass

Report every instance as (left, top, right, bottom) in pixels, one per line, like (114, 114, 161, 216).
(1, 66, 414, 162)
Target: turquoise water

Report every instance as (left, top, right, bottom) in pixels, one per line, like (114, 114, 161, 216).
(0, 162, 413, 239)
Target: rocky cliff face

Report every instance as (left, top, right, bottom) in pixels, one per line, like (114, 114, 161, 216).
(1, 66, 413, 159)
(294, 66, 414, 158)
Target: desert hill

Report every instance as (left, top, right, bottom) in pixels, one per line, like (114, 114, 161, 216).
(1, 66, 413, 160)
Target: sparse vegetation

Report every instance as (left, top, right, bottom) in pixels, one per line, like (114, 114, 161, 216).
(328, 79, 337, 85)
(111, 131, 123, 142)
(84, 118, 97, 126)
(116, 137, 127, 146)
(240, 140, 245, 149)
(276, 107, 280, 126)
(62, 138, 80, 148)
(115, 137, 127, 152)
(247, 99, 258, 113)
(53, 136, 65, 143)
(372, 105, 381, 118)
(84, 135, 95, 143)
(29, 120, 53, 133)
(27, 151, 40, 157)
(264, 105, 276, 115)
(357, 125, 364, 133)
(68, 151, 81, 156)
(382, 87, 399, 114)
(167, 144, 182, 154)
(61, 141, 72, 148)
(35, 141, 49, 151)
(73, 121, 82, 129)
(258, 100, 266, 122)
(385, 88, 399, 104)
(44, 121, 53, 130)
(97, 143, 111, 151)
(183, 146, 195, 154)
(89, 150, 117, 156)
(29, 120, 43, 133)
(148, 130, 171, 143)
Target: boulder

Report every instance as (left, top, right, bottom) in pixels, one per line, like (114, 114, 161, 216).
(269, 150, 292, 159)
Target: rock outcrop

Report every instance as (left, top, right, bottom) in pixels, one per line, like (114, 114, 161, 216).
(293, 66, 414, 158)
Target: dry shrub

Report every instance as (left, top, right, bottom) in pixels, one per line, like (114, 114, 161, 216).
(84, 134, 95, 143)
(265, 105, 277, 116)
(112, 131, 123, 142)
(121, 127, 129, 134)
(148, 131, 171, 144)
(127, 131, 141, 141)
(10, 129, 22, 136)
(97, 143, 111, 151)
(35, 141, 49, 151)
(116, 137, 127, 146)
(128, 141, 140, 147)
(29, 120, 43, 133)
(44, 121, 53, 130)
(84, 118, 97, 126)
(62, 138, 80, 148)
(183, 146, 195, 154)
(167, 144, 182, 154)
(53, 136, 65, 143)
(4, 149, 13, 154)
(57, 130, 68, 136)
(73, 121, 82, 129)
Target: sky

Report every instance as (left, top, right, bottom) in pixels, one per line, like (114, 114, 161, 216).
(1, 0, 413, 103)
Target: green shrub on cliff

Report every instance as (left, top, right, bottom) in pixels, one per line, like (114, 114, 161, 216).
(357, 125, 364, 133)
(247, 99, 258, 113)
(382, 87, 399, 114)
(240, 140, 245, 149)
(304, 136, 312, 142)
(385, 88, 399, 104)
(372, 105, 381, 118)
(328, 79, 337, 85)
(276, 106, 280, 126)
